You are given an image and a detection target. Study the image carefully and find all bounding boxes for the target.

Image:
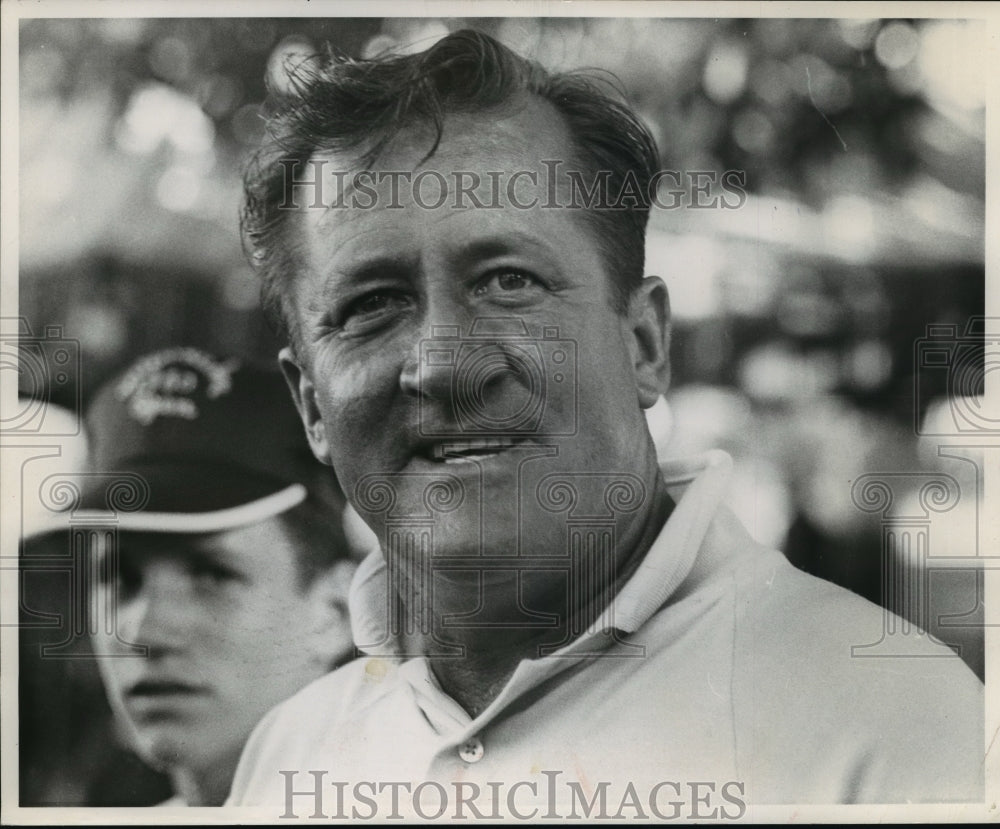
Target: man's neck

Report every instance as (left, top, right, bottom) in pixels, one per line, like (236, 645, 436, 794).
(427, 465, 675, 718)
(429, 646, 527, 718)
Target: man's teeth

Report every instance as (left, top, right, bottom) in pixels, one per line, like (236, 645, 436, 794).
(434, 438, 518, 460)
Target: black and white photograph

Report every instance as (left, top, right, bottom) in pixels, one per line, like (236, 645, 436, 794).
(1, 1, 996, 823)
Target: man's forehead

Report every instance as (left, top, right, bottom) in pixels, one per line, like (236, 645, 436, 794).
(296, 96, 580, 212)
(323, 94, 569, 167)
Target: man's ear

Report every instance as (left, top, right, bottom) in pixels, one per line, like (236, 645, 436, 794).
(279, 346, 332, 465)
(304, 560, 356, 670)
(624, 276, 671, 409)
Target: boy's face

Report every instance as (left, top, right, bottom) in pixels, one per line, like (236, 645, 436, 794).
(90, 517, 350, 778)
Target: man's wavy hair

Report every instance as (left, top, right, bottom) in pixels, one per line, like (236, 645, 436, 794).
(242, 29, 660, 349)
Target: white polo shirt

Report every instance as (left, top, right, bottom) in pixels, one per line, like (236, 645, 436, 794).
(227, 451, 983, 816)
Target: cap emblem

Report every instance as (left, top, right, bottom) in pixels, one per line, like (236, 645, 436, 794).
(115, 347, 241, 425)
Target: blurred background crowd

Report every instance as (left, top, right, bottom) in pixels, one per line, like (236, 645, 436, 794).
(14, 15, 987, 806)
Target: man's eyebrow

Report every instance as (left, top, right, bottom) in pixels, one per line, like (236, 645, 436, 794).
(451, 232, 561, 266)
(327, 253, 418, 289)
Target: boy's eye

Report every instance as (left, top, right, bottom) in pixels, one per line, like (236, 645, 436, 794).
(94, 550, 135, 590)
(97, 558, 130, 593)
(190, 560, 239, 587)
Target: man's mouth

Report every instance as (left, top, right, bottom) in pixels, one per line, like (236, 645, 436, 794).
(431, 437, 524, 462)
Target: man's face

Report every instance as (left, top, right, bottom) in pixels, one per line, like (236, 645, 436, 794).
(90, 519, 349, 776)
(284, 98, 669, 635)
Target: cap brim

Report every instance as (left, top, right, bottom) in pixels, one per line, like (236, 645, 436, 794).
(25, 460, 308, 537)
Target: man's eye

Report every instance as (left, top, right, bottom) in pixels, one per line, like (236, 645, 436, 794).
(476, 270, 541, 295)
(352, 294, 394, 315)
(340, 291, 411, 331)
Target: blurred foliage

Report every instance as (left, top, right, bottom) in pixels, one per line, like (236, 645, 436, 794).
(21, 18, 379, 145)
(19, 17, 985, 202)
(18, 15, 984, 283)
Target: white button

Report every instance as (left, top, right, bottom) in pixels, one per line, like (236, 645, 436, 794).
(458, 737, 484, 763)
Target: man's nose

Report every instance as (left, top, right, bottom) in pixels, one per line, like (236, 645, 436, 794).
(399, 324, 460, 400)
(398, 297, 478, 400)
(400, 329, 529, 406)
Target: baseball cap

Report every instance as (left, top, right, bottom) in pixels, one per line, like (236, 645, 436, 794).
(45, 347, 325, 534)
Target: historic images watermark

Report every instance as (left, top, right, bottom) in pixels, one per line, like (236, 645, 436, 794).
(1, 318, 81, 437)
(11, 469, 152, 660)
(417, 318, 578, 439)
(2, 318, 86, 646)
(349, 316, 649, 659)
(913, 318, 998, 437)
(276, 159, 749, 212)
(3, 316, 150, 659)
(6, 314, 646, 663)
(850, 316, 997, 660)
(278, 770, 748, 821)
